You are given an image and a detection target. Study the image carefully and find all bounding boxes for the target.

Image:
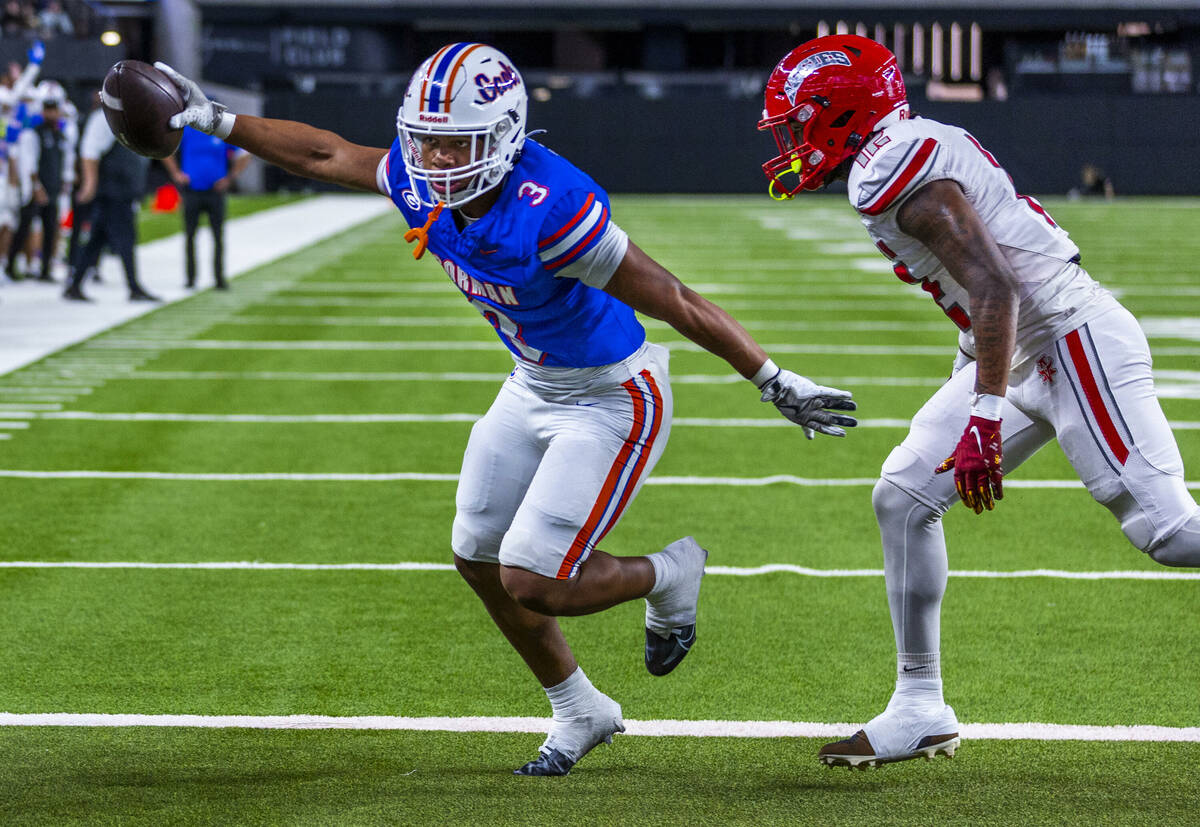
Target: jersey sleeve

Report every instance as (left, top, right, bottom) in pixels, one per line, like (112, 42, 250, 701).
(536, 187, 629, 288)
(853, 136, 943, 217)
(376, 147, 394, 197)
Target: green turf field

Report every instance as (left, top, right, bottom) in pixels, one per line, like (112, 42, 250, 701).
(1, 194, 1197, 825)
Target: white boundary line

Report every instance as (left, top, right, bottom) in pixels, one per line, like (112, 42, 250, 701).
(1, 560, 1196, 580)
(0, 469, 1194, 490)
(1, 713, 1197, 742)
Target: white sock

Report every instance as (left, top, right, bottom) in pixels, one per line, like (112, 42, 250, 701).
(646, 548, 681, 601)
(890, 653, 944, 707)
(544, 667, 596, 721)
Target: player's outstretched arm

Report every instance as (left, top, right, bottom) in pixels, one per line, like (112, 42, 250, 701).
(156, 62, 385, 194)
(605, 241, 857, 438)
(898, 179, 1017, 511)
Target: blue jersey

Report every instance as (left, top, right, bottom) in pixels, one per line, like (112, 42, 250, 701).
(379, 139, 645, 368)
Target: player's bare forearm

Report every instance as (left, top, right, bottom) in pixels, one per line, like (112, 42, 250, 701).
(226, 115, 385, 193)
(605, 241, 769, 378)
(897, 180, 1018, 396)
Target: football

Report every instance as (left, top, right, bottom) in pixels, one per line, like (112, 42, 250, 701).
(100, 59, 185, 159)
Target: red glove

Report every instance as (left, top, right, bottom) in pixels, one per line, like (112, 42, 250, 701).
(935, 414, 1003, 514)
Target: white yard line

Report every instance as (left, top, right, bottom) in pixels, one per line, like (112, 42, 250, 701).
(2, 411, 1197, 431)
(82, 338, 1200, 357)
(1, 712, 1196, 742)
(0, 468, 1195, 490)
(2, 559, 1196, 580)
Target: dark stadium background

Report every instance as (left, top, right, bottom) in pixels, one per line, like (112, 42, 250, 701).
(46, 1, 1200, 194)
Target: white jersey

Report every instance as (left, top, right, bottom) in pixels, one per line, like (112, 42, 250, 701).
(847, 116, 1117, 367)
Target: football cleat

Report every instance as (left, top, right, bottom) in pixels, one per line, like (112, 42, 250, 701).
(644, 536, 708, 676)
(644, 624, 696, 677)
(514, 748, 576, 777)
(514, 694, 624, 777)
(819, 704, 960, 768)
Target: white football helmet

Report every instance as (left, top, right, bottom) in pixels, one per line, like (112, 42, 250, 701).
(397, 43, 527, 208)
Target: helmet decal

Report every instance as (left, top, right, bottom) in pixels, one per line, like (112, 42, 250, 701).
(784, 51, 852, 104)
(474, 62, 521, 104)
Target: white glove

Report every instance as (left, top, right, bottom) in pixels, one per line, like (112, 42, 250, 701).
(759, 368, 858, 439)
(154, 62, 236, 139)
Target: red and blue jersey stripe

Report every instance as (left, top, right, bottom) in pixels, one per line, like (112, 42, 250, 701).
(537, 192, 610, 271)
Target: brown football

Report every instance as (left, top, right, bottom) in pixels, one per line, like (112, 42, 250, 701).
(100, 60, 184, 159)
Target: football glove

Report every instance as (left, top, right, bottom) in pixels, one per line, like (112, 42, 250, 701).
(155, 62, 235, 139)
(759, 368, 857, 439)
(935, 414, 1003, 514)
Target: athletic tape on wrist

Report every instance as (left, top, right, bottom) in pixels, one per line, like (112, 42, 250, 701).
(214, 110, 236, 140)
(751, 358, 779, 389)
(969, 392, 1004, 421)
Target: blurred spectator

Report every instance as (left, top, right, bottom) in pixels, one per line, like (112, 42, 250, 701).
(7, 91, 72, 280)
(1, 1, 36, 36)
(161, 127, 250, 289)
(62, 97, 157, 302)
(1068, 164, 1115, 201)
(37, 1, 72, 37)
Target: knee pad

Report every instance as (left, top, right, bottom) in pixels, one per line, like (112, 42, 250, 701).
(1147, 508, 1200, 568)
(873, 477, 941, 530)
(1106, 491, 1155, 552)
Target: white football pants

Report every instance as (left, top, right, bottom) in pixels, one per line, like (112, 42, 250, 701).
(452, 343, 672, 580)
(876, 305, 1200, 653)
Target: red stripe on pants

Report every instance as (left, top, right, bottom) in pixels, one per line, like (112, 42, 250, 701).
(556, 370, 662, 579)
(1065, 329, 1129, 466)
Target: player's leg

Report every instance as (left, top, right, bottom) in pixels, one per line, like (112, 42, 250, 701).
(820, 363, 1054, 768)
(497, 345, 704, 675)
(1045, 311, 1200, 567)
(451, 379, 623, 776)
(182, 189, 201, 287)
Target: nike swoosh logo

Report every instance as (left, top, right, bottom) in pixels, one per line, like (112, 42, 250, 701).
(480, 247, 499, 255)
(675, 628, 695, 650)
(969, 425, 982, 453)
(902, 665, 927, 672)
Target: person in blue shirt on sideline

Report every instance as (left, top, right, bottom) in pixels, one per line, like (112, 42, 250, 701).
(153, 44, 858, 776)
(161, 126, 250, 289)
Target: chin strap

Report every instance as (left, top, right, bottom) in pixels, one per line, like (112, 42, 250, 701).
(403, 202, 445, 260)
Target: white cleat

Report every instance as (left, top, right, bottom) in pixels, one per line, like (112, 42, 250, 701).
(515, 693, 624, 777)
(644, 537, 708, 676)
(819, 704, 960, 769)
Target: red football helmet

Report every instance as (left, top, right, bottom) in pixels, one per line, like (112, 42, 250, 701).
(759, 35, 909, 198)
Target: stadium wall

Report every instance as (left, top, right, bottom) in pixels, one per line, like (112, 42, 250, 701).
(265, 89, 1200, 196)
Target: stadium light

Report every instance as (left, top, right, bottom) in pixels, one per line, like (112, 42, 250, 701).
(101, 19, 121, 47)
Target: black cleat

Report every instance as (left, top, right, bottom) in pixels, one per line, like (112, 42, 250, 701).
(514, 748, 576, 777)
(63, 285, 90, 301)
(645, 623, 696, 676)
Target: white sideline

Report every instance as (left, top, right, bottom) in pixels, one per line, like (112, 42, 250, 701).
(0, 469, 1195, 491)
(1, 560, 1197, 580)
(1, 713, 1197, 742)
(0, 195, 394, 377)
